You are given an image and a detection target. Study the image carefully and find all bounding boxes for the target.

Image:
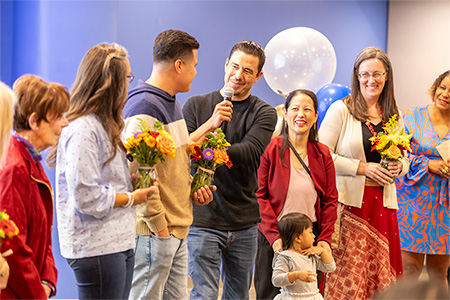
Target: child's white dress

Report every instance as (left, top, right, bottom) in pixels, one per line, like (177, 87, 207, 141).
(272, 250, 336, 300)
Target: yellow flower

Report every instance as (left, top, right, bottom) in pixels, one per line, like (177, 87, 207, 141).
(375, 136, 390, 151)
(144, 135, 156, 148)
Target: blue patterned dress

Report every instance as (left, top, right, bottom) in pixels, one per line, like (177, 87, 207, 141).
(396, 105, 450, 255)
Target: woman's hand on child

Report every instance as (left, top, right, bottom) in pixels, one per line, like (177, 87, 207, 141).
(272, 238, 283, 252)
(302, 246, 324, 256)
(296, 270, 317, 283)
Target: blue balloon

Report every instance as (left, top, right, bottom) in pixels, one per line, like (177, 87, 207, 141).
(317, 83, 351, 126)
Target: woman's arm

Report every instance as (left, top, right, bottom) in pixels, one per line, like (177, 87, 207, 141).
(319, 101, 362, 177)
(256, 142, 282, 246)
(317, 147, 338, 246)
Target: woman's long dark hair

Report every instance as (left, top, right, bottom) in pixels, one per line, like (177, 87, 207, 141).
(279, 89, 318, 167)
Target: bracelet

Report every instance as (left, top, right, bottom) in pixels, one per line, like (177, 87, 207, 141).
(124, 192, 134, 208)
(41, 280, 55, 297)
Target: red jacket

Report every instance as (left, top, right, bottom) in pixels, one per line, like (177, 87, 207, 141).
(0, 137, 57, 299)
(257, 136, 338, 246)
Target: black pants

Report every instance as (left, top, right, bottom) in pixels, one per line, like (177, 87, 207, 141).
(254, 223, 323, 300)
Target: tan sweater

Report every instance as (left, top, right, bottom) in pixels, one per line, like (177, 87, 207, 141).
(123, 115, 192, 239)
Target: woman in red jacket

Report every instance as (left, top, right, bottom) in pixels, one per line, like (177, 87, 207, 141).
(0, 75, 69, 299)
(254, 89, 338, 299)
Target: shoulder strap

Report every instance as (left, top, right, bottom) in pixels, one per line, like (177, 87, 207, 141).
(287, 140, 312, 178)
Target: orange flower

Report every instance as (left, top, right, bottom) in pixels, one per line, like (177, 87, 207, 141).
(156, 133, 176, 158)
(1, 219, 19, 238)
(189, 143, 202, 161)
(385, 144, 402, 160)
(213, 149, 229, 164)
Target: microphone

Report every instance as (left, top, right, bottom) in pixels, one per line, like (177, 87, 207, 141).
(223, 86, 234, 101)
(221, 87, 234, 132)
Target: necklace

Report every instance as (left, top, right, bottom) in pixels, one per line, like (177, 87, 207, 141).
(365, 107, 384, 137)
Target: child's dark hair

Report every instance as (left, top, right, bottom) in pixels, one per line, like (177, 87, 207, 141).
(278, 213, 313, 250)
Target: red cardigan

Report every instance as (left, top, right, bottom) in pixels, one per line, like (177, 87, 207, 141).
(257, 136, 338, 246)
(0, 137, 57, 299)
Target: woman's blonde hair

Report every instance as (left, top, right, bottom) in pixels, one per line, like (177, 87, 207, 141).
(48, 43, 129, 166)
(0, 81, 14, 161)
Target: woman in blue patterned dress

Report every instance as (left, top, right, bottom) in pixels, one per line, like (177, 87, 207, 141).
(396, 70, 450, 292)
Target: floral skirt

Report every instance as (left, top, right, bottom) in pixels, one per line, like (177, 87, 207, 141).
(324, 186, 403, 300)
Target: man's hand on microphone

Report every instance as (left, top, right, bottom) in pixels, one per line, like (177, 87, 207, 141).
(208, 100, 233, 129)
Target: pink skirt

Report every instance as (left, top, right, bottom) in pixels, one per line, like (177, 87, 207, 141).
(324, 186, 403, 300)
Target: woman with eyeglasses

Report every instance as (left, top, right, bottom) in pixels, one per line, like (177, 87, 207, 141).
(395, 70, 449, 293)
(319, 47, 409, 299)
(48, 43, 157, 299)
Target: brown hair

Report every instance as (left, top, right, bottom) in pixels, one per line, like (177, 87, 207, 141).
(13, 74, 69, 132)
(345, 47, 399, 122)
(428, 70, 450, 101)
(48, 43, 129, 166)
(228, 40, 266, 74)
(153, 29, 199, 63)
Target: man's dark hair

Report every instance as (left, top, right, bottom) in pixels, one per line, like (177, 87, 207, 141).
(228, 40, 266, 73)
(153, 29, 199, 63)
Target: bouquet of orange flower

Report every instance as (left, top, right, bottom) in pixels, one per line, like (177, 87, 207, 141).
(124, 119, 176, 188)
(189, 128, 232, 195)
(369, 114, 412, 170)
(0, 211, 19, 256)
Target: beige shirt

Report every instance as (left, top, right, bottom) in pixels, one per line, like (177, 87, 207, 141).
(278, 157, 317, 222)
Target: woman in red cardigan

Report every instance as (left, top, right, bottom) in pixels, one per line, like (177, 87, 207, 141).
(0, 75, 69, 299)
(254, 89, 338, 299)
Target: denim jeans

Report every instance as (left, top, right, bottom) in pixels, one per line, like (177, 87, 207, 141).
(129, 234, 188, 300)
(67, 249, 135, 300)
(187, 224, 258, 300)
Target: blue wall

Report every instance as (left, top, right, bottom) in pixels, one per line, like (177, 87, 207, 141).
(1, 1, 388, 298)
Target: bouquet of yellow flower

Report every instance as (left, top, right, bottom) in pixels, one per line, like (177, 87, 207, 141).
(369, 114, 412, 169)
(124, 118, 176, 188)
(0, 211, 19, 256)
(189, 128, 232, 195)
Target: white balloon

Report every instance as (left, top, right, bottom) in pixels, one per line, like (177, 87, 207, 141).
(263, 27, 337, 96)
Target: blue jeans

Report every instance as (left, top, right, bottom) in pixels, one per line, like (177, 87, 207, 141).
(129, 234, 188, 300)
(187, 224, 258, 300)
(67, 249, 134, 299)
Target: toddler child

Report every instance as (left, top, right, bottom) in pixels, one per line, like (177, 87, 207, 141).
(272, 213, 335, 300)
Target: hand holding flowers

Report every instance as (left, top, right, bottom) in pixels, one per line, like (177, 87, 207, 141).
(189, 128, 232, 195)
(0, 211, 19, 257)
(369, 114, 412, 175)
(124, 119, 176, 188)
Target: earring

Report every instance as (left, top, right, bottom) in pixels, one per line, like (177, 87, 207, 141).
(35, 126, 39, 131)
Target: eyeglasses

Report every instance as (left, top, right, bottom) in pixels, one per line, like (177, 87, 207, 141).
(127, 73, 135, 83)
(358, 71, 386, 80)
